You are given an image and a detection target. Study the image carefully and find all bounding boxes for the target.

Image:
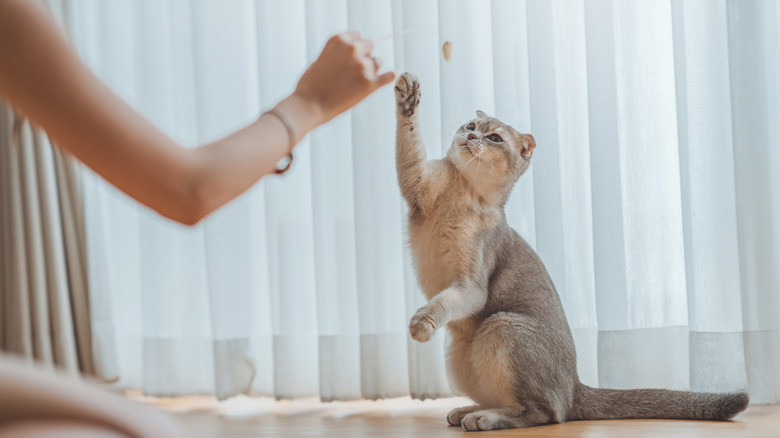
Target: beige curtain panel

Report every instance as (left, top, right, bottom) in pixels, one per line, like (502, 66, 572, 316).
(0, 104, 97, 376)
(0, 0, 99, 376)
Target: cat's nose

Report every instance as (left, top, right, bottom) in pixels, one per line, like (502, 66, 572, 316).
(467, 133, 478, 141)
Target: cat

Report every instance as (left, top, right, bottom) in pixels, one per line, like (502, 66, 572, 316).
(394, 72, 749, 431)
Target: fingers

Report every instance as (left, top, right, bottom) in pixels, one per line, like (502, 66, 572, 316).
(339, 30, 374, 55)
(354, 38, 375, 57)
(340, 30, 361, 41)
(375, 70, 396, 87)
(333, 31, 374, 56)
(371, 56, 383, 70)
(362, 56, 394, 89)
(335, 31, 386, 73)
(324, 31, 396, 100)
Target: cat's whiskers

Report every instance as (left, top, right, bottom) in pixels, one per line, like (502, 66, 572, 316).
(474, 149, 483, 177)
(437, 131, 458, 143)
(465, 146, 488, 179)
(453, 132, 491, 178)
(453, 132, 469, 142)
(459, 150, 481, 175)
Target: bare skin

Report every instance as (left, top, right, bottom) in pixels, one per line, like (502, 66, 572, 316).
(0, 0, 395, 436)
(0, 0, 394, 225)
(0, 356, 179, 438)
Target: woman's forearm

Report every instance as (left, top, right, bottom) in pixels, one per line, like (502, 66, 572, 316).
(189, 93, 324, 223)
(0, 0, 320, 225)
(0, 0, 392, 225)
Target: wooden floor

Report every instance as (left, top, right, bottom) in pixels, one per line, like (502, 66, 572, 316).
(143, 396, 780, 437)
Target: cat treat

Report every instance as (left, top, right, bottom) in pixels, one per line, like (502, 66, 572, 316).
(441, 41, 452, 61)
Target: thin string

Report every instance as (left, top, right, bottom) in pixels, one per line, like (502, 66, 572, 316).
(375, 29, 453, 61)
(375, 29, 445, 43)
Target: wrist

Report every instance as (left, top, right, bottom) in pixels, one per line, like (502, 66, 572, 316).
(276, 92, 326, 139)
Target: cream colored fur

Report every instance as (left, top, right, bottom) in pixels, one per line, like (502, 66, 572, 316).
(394, 72, 748, 431)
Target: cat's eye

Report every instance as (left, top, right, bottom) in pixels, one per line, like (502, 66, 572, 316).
(487, 134, 503, 142)
(466, 122, 476, 131)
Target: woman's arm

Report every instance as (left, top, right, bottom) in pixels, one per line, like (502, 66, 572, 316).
(0, 355, 183, 438)
(0, 0, 394, 225)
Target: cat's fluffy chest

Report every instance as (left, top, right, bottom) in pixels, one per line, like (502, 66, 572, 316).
(408, 185, 500, 300)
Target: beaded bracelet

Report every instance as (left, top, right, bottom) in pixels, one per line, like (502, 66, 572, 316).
(266, 107, 296, 175)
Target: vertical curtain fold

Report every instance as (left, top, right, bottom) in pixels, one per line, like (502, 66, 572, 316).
(0, 111, 94, 376)
(726, 0, 780, 404)
(586, 0, 691, 390)
(306, 0, 363, 402)
(671, 0, 748, 395)
(0, 0, 96, 377)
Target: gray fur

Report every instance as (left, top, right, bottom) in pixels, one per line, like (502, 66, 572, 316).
(394, 73, 749, 431)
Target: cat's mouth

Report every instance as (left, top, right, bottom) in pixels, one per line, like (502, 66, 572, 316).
(461, 142, 482, 158)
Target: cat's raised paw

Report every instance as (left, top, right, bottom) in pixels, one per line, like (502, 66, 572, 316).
(409, 308, 435, 342)
(395, 72, 421, 117)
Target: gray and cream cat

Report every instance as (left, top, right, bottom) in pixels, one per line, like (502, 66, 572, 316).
(394, 72, 749, 431)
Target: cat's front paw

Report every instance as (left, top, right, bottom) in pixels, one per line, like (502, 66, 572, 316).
(447, 406, 481, 426)
(462, 411, 504, 431)
(409, 308, 436, 342)
(395, 72, 421, 117)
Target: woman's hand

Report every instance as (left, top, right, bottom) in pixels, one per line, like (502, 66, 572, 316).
(0, 0, 394, 225)
(293, 31, 395, 125)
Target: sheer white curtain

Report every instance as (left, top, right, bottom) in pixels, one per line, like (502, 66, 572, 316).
(70, 0, 780, 403)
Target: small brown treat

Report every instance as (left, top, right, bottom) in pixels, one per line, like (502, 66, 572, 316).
(442, 41, 453, 61)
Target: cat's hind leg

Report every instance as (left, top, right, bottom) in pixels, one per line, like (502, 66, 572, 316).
(466, 312, 527, 408)
(461, 406, 550, 431)
(461, 312, 568, 430)
(446, 405, 481, 426)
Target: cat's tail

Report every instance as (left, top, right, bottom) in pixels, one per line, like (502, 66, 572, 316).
(568, 384, 749, 422)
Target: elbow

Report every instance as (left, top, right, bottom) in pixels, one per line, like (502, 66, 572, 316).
(176, 150, 219, 226)
(160, 171, 213, 227)
(174, 208, 207, 227)
(177, 183, 212, 226)
(161, 199, 208, 227)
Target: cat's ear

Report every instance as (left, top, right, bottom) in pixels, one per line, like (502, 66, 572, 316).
(476, 110, 487, 119)
(521, 134, 536, 158)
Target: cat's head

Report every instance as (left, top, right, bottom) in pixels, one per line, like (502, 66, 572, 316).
(446, 110, 536, 201)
